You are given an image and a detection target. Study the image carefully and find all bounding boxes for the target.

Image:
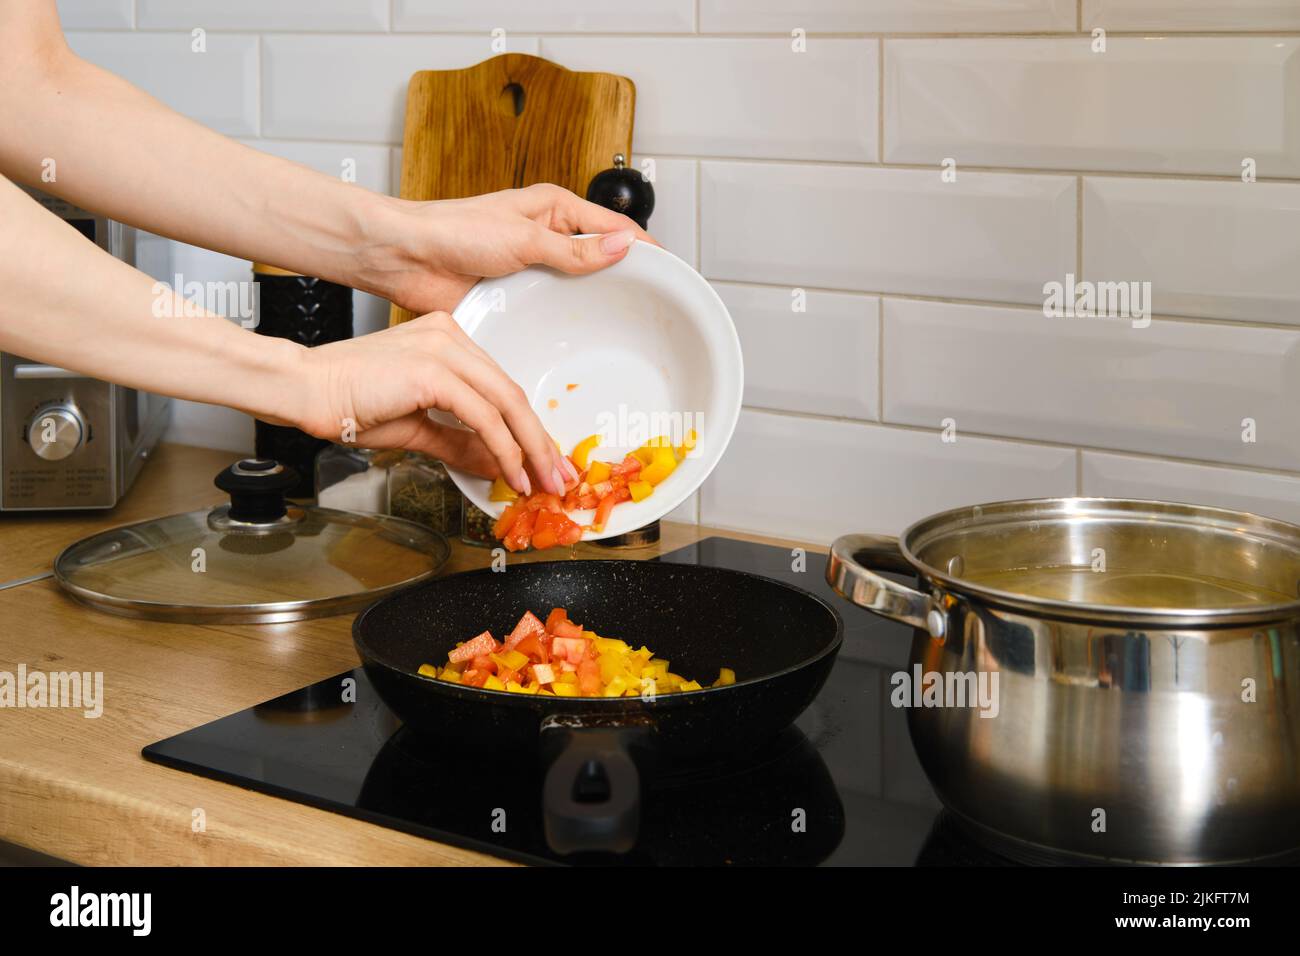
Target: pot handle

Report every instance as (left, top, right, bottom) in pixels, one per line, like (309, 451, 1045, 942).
(826, 534, 943, 636)
(540, 723, 646, 855)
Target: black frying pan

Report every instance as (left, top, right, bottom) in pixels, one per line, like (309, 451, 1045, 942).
(352, 559, 843, 855)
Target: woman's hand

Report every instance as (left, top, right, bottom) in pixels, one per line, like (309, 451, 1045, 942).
(357, 183, 656, 315)
(293, 311, 578, 496)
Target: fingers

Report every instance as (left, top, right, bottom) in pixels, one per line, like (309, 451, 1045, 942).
(420, 369, 535, 494)
(435, 336, 571, 495)
(529, 226, 636, 275)
(518, 182, 659, 247)
(391, 415, 501, 479)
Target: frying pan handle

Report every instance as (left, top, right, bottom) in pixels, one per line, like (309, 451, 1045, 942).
(541, 725, 646, 855)
(826, 534, 944, 637)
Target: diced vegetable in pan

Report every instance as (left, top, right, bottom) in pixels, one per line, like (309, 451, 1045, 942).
(421, 607, 734, 697)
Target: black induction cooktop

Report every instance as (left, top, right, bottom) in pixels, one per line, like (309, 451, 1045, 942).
(143, 537, 1002, 866)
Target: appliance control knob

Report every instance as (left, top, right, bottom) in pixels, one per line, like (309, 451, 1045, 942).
(26, 404, 85, 461)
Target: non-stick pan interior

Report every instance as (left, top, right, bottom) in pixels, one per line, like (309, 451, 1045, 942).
(355, 559, 841, 687)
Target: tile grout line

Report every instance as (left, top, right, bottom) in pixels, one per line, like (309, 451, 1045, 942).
(703, 278, 1300, 334)
(741, 406, 1300, 481)
(1076, 174, 1084, 279)
(876, 298, 885, 423)
(877, 37, 885, 164)
(61, 28, 1300, 39)
(220, 138, 1300, 184)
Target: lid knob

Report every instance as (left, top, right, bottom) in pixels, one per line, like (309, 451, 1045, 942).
(214, 459, 300, 523)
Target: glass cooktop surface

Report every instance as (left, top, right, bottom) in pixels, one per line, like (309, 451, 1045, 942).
(144, 537, 1003, 865)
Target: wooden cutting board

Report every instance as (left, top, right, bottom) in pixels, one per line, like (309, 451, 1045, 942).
(389, 53, 636, 326)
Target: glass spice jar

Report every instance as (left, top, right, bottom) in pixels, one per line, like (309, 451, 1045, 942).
(460, 497, 498, 548)
(315, 446, 462, 537)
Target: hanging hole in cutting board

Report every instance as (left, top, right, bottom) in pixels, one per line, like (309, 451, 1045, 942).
(500, 82, 526, 117)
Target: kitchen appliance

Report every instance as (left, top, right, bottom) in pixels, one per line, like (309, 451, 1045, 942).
(144, 537, 967, 866)
(54, 458, 450, 623)
(826, 497, 1300, 865)
(1, 188, 170, 511)
(352, 558, 840, 853)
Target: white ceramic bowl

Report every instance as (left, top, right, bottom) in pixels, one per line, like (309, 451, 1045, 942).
(444, 239, 743, 541)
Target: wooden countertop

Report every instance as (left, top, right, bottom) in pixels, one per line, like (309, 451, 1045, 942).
(0, 443, 813, 866)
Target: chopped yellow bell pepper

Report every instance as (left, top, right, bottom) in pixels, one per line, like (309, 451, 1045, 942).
(628, 479, 653, 502)
(639, 447, 678, 485)
(592, 635, 630, 655)
(551, 682, 578, 697)
(603, 675, 629, 697)
(713, 667, 736, 687)
(483, 674, 506, 691)
(570, 434, 601, 471)
(585, 459, 612, 483)
(417, 663, 439, 678)
(679, 679, 703, 692)
(438, 669, 462, 684)
(675, 429, 698, 461)
(490, 649, 530, 672)
(631, 446, 656, 466)
(489, 477, 519, 502)
(644, 435, 673, 448)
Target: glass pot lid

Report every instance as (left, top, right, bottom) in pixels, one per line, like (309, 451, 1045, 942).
(54, 459, 450, 624)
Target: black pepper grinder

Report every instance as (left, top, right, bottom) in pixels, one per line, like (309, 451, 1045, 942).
(250, 263, 353, 499)
(585, 154, 655, 230)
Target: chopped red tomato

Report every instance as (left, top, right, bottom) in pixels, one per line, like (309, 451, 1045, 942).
(505, 611, 545, 649)
(492, 432, 697, 551)
(513, 631, 549, 663)
(551, 636, 587, 664)
(545, 607, 568, 631)
(577, 657, 602, 695)
(592, 495, 616, 533)
(551, 618, 584, 640)
(525, 492, 563, 514)
(493, 501, 526, 539)
(448, 630, 499, 664)
(609, 455, 642, 478)
(504, 510, 536, 552)
(531, 509, 582, 550)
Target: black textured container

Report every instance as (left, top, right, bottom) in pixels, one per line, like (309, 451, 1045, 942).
(251, 262, 354, 498)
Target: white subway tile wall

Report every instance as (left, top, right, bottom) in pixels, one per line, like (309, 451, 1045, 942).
(58, 7, 1300, 536)
(701, 163, 1076, 304)
(137, 1, 391, 32)
(539, 38, 878, 162)
(699, 0, 1077, 33)
(718, 283, 879, 420)
(1083, 177, 1300, 325)
(1081, 1, 1300, 31)
(884, 37, 1300, 177)
(65, 32, 259, 136)
(394, 1, 696, 33)
(56, 0, 133, 29)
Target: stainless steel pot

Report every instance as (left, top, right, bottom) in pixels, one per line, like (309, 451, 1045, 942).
(826, 497, 1300, 864)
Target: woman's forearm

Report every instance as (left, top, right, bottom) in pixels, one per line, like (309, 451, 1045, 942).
(0, 176, 308, 428)
(0, 4, 397, 300)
